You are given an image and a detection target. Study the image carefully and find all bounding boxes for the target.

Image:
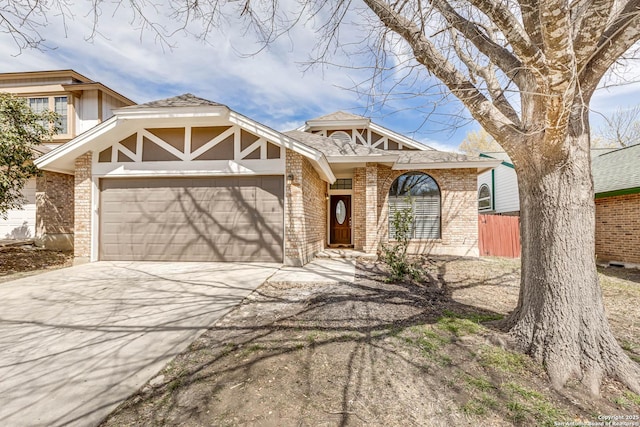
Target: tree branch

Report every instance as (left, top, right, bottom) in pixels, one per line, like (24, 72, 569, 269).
(361, 0, 521, 146)
(467, 0, 546, 71)
(430, 0, 527, 88)
(572, 0, 616, 70)
(579, 0, 640, 96)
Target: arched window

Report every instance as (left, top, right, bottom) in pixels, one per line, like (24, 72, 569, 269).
(388, 172, 441, 239)
(330, 131, 352, 145)
(478, 184, 492, 211)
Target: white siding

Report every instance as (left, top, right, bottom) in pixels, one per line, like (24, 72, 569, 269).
(77, 89, 100, 134)
(102, 93, 127, 121)
(0, 178, 36, 240)
(494, 165, 520, 213)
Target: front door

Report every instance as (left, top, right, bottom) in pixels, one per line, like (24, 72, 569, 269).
(330, 195, 352, 246)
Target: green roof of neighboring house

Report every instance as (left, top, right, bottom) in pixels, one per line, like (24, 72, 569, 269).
(592, 143, 640, 196)
(480, 146, 640, 197)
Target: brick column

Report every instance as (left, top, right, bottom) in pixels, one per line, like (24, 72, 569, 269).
(364, 163, 378, 253)
(74, 152, 92, 260)
(353, 168, 366, 251)
(35, 171, 74, 250)
(284, 150, 304, 266)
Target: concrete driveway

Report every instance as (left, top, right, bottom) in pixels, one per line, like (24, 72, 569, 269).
(0, 261, 279, 427)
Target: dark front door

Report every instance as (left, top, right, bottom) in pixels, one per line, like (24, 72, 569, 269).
(330, 195, 352, 246)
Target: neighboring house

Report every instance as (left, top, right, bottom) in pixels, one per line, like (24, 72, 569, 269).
(477, 152, 519, 215)
(34, 95, 499, 265)
(0, 70, 135, 245)
(593, 143, 640, 266)
(477, 147, 640, 266)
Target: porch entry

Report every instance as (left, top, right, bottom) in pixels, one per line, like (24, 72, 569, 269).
(329, 195, 352, 246)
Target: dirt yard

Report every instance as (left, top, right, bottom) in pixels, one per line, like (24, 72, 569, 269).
(101, 257, 640, 426)
(0, 246, 73, 283)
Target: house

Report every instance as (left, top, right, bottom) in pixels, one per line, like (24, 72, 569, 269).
(592, 143, 640, 266)
(477, 152, 519, 215)
(477, 147, 640, 266)
(0, 70, 135, 246)
(477, 148, 615, 215)
(34, 94, 499, 265)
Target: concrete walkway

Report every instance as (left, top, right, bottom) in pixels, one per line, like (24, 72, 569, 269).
(0, 261, 279, 427)
(269, 258, 356, 283)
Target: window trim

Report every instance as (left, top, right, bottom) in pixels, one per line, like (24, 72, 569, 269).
(478, 183, 493, 212)
(388, 172, 441, 240)
(26, 94, 73, 138)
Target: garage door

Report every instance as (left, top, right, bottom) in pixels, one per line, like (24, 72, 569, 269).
(99, 176, 284, 262)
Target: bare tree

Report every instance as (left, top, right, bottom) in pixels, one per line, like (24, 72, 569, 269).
(458, 128, 503, 155)
(595, 105, 640, 147)
(3, 0, 640, 395)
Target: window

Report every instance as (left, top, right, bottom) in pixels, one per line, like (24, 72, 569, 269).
(388, 172, 441, 239)
(330, 178, 353, 190)
(54, 96, 68, 134)
(330, 131, 351, 144)
(28, 96, 69, 135)
(478, 184, 492, 211)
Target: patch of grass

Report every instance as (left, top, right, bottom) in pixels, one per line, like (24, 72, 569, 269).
(613, 395, 631, 408)
(479, 393, 499, 410)
(531, 400, 567, 426)
(461, 400, 486, 416)
(506, 382, 544, 400)
(479, 346, 527, 373)
(403, 326, 450, 356)
(506, 400, 527, 424)
(624, 391, 640, 406)
(437, 317, 480, 336)
(464, 374, 495, 392)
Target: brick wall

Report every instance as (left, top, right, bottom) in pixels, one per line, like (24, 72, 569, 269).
(74, 152, 92, 259)
(35, 171, 74, 250)
(284, 150, 327, 265)
(595, 193, 640, 264)
(353, 168, 366, 250)
(376, 166, 479, 257)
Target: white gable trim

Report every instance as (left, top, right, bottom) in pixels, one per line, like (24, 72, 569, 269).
(368, 123, 432, 151)
(35, 105, 336, 183)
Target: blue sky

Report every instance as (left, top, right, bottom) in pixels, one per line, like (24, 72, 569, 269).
(1, 2, 639, 151)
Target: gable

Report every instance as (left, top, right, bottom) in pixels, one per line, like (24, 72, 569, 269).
(310, 128, 418, 150)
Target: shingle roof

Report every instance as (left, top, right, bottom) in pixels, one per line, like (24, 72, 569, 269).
(592, 143, 640, 194)
(285, 130, 493, 167)
(396, 150, 489, 164)
(284, 130, 391, 157)
(122, 93, 224, 109)
(307, 111, 368, 122)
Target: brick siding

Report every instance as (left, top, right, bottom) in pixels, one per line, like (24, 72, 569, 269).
(353, 168, 366, 250)
(35, 171, 74, 250)
(375, 166, 479, 257)
(284, 150, 327, 265)
(74, 152, 92, 259)
(595, 193, 640, 264)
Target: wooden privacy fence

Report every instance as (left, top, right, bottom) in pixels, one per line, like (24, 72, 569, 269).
(478, 214, 521, 258)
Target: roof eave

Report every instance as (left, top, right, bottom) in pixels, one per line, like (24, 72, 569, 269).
(306, 119, 371, 128)
(392, 160, 503, 171)
(34, 116, 120, 173)
(62, 82, 136, 106)
(229, 112, 335, 183)
(326, 155, 400, 164)
(114, 105, 230, 119)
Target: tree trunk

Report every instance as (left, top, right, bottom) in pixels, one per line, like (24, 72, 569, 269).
(506, 115, 640, 396)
